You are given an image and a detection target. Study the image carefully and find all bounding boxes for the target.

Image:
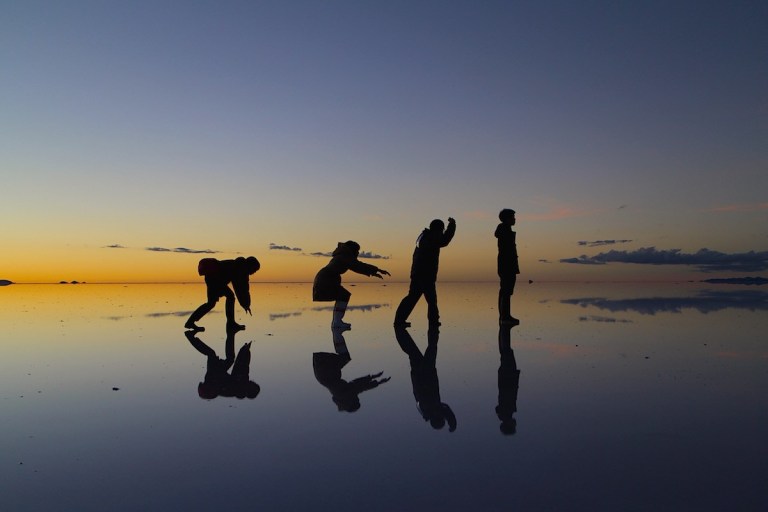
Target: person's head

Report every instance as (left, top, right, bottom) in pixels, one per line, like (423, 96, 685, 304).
(236, 381, 261, 399)
(198, 382, 218, 400)
(429, 219, 445, 233)
(246, 256, 260, 274)
(499, 209, 516, 226)
(343, 240, 361, 254)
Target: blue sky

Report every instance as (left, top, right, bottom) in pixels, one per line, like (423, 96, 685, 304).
(2, 0, 766, 282)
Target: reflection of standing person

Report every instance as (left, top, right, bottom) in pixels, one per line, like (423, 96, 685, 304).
(394, 217, 456, 327)
(497, 324, 520, 435)
(312, 241, 389, 329)
(495, 209, 519, 324)
(313, 327, 390, 412)
(184, 328, 261, 400)
(185, 256, 260, 332)
(395, 326, 456, 431)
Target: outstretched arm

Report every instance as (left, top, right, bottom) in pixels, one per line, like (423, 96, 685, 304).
(440, 217, 456, 247)
(349, 259, 389, 279)
(232, 277, 252, 313)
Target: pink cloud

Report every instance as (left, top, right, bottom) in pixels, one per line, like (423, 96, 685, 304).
(709, 202, 768, 213)
(520, 206, 599, 221)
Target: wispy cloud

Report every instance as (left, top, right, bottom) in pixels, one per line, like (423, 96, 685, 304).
(146, 247, 218, 254)
(270, 243, 302, 252)
(104, 244, 126, 249)
(305, 250, 389, 260)
(560, 247, 768, 273)
(708, 202, 768, 213)
(578, 239, 633, 247)
(359, 251, 389, 260)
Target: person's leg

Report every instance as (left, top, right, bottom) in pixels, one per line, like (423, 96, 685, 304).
(223, 287, 244, 330)
(423, 281, 440, 326)
(394, 281, 423, 326)
(499, 274, 517, 323)
(185, 283, 220, 330)
(331, 287, 352, 329)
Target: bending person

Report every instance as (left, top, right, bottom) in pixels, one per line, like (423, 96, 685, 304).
(185, 256, 260, 332)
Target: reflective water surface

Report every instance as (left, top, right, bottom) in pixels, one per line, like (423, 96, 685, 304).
(2, 282, 767, 511)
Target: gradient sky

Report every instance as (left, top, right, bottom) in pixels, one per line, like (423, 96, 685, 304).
(2, 0, 766, 283)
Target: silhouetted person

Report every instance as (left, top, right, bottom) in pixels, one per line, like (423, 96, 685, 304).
(394, 217, 456, 327)
(185, 327, 261, 400)
(395, 325, 456, 431)
(313, 327, 390, 412)
(497, 323, 520, 435)
(496, 209, 519, 324)
(313, 241, 390, 329)
(185, 256, 260, 332)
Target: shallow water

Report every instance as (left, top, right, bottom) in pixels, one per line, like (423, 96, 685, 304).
(1, 282, 767, 511)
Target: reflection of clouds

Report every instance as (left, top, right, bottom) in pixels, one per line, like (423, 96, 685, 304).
(579, 315, 633, 323)
(560, 247, 768, 272)
(269, 312, 303, 321)
(563, 290, 768, 315)
(312, 303, 389, 312)
(146, 310, 198, 318)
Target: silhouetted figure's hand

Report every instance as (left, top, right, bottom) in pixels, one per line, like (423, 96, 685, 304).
(373, 269, 390, 279)
(447, 217, 455, 225)
(245, 307, 252, 316)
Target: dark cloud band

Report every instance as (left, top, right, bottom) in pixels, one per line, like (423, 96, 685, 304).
(560, 247, 768, 272)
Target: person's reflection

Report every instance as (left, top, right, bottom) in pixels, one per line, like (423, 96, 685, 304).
(185, 326, 261, 400)
(496, 323, 520, 435)
(395, 326, 456, 432)
(313, 327, 390, 412)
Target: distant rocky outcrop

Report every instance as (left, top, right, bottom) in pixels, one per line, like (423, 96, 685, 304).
(701, 276, 768, 286)
(0, 279, 13, 286)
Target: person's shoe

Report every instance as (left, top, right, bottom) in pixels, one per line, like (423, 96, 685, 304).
(331, 320, 352, 330)
(393, 321, 411, 328)
(227, 322, 246, 332)
(185, 321, 205, 332)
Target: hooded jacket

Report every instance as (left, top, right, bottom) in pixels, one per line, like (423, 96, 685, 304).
(495, 223, 519, 275)
(313, 242, 380, 295)
(409, 220, 456, 282)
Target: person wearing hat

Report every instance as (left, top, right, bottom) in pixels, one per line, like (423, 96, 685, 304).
(312, 241, 390, 329)
(394, 217, 456, 327)
(495, 209, 519, 324)
(185, 256, 261, 332)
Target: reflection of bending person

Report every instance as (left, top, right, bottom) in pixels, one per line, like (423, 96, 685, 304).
(497, 324, 520, 435)
(313, 328, 390, 412)
(395, 326, 456, 431)
(496, 209, 519, 324)
(312, 241, 389, 329)
(185, 328, 261, 400)
(185, 256, 261, 332)
(394, 218, 456, 327)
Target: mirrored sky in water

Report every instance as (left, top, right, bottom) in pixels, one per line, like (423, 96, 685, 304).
(1, 283, 767, 511)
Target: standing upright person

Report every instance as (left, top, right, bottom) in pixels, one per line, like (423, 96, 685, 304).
(185, 256, 260, 332)
(394, 217, 456, 328)
(495, 208, 519, 324)
(312, 241, 390, 329)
